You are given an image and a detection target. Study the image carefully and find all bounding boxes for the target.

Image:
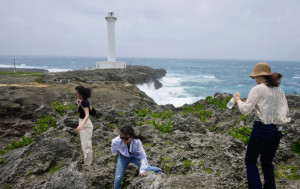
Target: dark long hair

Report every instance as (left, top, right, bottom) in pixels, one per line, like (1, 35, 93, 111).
(75, 86, 91, 99)
(120, 125, 146, 141)
(264, 73, 282, 88)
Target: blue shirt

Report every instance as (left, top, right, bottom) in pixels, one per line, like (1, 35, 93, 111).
(111, 136, 149, 173)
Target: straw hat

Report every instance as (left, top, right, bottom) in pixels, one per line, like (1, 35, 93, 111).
(250, 62, 272, 78)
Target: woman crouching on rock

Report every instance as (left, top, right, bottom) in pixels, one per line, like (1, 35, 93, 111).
(75, 86, 93, 166)
(233, 62, 291, 189)
(111, 125, 161, 189)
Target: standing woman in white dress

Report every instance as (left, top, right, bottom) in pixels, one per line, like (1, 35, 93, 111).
(233, 62, 291, 189)
(75, 86, 93, 166)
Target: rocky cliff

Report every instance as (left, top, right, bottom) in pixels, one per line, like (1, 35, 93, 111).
(0, 67, 299, 189)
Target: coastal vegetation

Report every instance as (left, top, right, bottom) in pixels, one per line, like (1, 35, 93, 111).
(291, 140, 300, 156)
(35, 116, 57, 135)
(0, 136, 34, 156)
(205, 96, 231, 110)
(51, 101, 73, 116)
(230, 125, 252, 145)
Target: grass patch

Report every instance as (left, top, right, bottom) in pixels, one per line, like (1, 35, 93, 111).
(0, 136, 34, 156)
(275, 166, 299, 180)
(34, 75, 45, 83)
(135, 108, 149, 118)
(163, 162, 176, 174)
(204, 168, 214, 174)
(161, 156, 170, 162)
(205, 96, 231, 110)
(230, 125, 252, 145)
(0, 71, 42, 76)
(182, 160, 193, 169)
(35, 115, 56, 135)
(49, 166, 60, 174)
(143, 143, 153, 148)
(209, 125, 217, 132)
(0, 158, 5, 165)
(197, 110, 213, 122)
(147, 119, 173, 133)
(239, 115, 247, 121)
(150, 110, 172, 119)
(291, 140, 300, 156)
(198, 160, 204, 167)
(182, 104, 204, 114)
(51, 101, 73, 116)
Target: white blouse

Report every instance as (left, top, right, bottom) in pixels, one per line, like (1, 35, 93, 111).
(111, 136, 149, 173)
(237, 84, 291, 124)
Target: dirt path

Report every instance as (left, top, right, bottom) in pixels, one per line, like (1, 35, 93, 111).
(0, 83, 51, 88)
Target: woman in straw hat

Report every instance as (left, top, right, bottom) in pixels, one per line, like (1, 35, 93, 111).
(233, 62, 291, 189)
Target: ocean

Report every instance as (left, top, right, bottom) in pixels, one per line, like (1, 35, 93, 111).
(1, 55, 299, 107)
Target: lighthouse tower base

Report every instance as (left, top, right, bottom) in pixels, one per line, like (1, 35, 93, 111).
(96, 61, 126, 69)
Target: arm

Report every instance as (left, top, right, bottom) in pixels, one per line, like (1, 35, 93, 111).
(137, 141, 149, 175)
(235, 86, 261, 115)
(111, 136, 120, 155)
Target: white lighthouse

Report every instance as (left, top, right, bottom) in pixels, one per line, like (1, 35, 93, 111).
(96, 11, 126, 69)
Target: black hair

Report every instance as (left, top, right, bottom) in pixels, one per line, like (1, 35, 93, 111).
(120, 125, 146, 141)
(264, 72, 282, 88)
(75, 86, 91, 99)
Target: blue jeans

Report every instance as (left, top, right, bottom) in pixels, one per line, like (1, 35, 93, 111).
(245, 121, 282, 189)
(114, 154, 161, 189)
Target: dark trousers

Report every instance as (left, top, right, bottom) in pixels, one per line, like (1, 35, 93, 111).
(245, 121, 282, 189)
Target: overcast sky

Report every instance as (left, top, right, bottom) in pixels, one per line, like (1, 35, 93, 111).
(1, 0, 300, 61)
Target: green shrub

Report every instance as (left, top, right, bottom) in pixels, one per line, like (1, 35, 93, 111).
(161, 110, 172, 119)
(182, 104, 204, 114)
(240, 115, 247, 121)
(209, 126, 217, 132)
(197, 110, 213, 122)
(275, 166, 299, 180)
(0, 158, 5, 165)
(1, 136, 34, 156)
(182, 160, 193, 169)
(49, 166, 60, 174)
(135, 108, 149, 118)
(163, 162, 176, 174)
(35, 116, 56, 135)
(119, 111, 125, 116)
(149, 110, 172, 119)
(230, 125, 252, 145)
(205, 96, 229, 110)
(34, 76, 45, 83)
(291, 140, 300, 156)
(204, 168, 214, 174)
(143, 143, 153, 148)
(51, 102, 73, 116)
(157, 121, 173, 134)
(198, 160, 204, 167)
(161, 156, 170, 162)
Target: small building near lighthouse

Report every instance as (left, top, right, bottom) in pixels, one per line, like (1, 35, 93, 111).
(96, 11, 126, 69)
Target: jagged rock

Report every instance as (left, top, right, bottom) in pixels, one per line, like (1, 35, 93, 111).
(154, 80, 163, 89)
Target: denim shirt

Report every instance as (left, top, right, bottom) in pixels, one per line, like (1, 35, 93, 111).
(111, 136, 149, 173)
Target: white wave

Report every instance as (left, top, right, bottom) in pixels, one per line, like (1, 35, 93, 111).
(293, 76, 299, 79)
(137, 82, 203, 107)
(0, 64, 71, 72)
(47, 68, 72, 72)
(165, 72, 221, 83)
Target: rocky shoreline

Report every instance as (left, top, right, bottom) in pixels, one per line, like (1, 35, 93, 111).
(0, 66, 299, 189)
